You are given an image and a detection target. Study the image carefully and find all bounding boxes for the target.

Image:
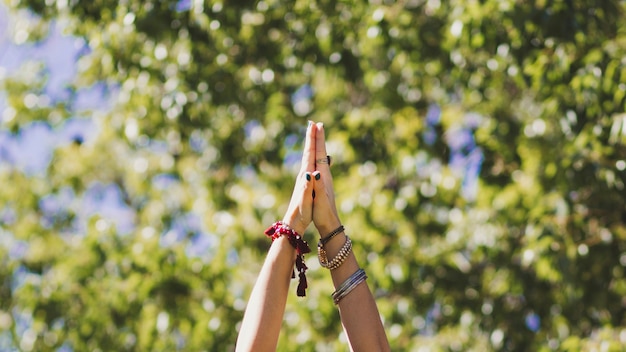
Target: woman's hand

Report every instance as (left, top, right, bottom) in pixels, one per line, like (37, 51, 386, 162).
(311, 122, 342, 236)
(282, 121, 341, 236)
(282, 121, 316, 235)
(236, 122, 316, 351)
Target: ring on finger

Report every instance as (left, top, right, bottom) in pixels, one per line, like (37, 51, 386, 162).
(316, 155, 331, 165)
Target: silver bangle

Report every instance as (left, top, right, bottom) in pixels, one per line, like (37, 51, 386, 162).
(332, 268, 367, 304)
(318, 235, 352, 270)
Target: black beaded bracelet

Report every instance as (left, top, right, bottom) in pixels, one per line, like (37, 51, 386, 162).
(320, 225, 345, 246)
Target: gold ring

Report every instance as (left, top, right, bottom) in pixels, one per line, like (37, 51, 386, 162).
(316, 156, 331, 165)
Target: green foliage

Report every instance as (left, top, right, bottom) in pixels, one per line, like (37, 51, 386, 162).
(1, 0, 625, 350)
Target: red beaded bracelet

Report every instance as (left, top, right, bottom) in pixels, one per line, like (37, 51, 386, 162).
(264, 221, 311, 297)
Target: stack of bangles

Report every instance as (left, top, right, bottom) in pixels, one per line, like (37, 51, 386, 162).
(318, 225, 368, 304)
(317, 225, 350, 270)
(332, 268, 368, 304)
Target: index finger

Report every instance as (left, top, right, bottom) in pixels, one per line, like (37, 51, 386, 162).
(314, 122, 332, 178)
(301, 121, 316, 172)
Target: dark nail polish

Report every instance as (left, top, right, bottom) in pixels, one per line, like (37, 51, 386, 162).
(315, 173, 321, 180)
(306, 173, 311, 181)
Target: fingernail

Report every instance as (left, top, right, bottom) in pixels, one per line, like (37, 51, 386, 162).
(314, 172, 321, 180)
(306, 173, 311, 181)
(308, 120, 313, 127)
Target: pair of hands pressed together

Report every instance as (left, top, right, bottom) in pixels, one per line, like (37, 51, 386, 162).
(282, 121, 341, 238)
(236, 121, 391, 352)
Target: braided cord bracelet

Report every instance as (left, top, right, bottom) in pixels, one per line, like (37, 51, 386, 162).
(264, 221, 311, 297)
(318, 235, 352, 270)
(332, 268, 368, 304)
(320, 225, 345, 246)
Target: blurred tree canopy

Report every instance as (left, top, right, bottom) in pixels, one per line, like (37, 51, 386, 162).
(1, 0, 625, 350)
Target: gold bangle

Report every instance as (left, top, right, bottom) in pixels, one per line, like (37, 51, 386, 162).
(318, 235, 352, 270)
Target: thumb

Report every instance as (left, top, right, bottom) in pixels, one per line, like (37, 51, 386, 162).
(303, 172, 315, 199)
(312, 171, 327, 201)
(301, 172, 315, 225)
(312, 171, 341, 235)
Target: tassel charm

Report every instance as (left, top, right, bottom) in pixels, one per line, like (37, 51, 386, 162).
(265, 221, 311, 296)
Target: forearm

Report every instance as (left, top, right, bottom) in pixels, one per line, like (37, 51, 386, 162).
(236, 236, 296, 352)
(319, 221, 390, 352)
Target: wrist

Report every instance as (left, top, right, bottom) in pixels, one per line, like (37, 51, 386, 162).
(315, 217, 342, 238)
(281, 217, 306, 235)
(264, 220, 312, 296)
(271, 235, 297, 256)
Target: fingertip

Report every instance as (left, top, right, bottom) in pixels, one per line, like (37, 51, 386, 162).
(313, 171, 321, 180)
(315, 123, 325, 137)
(305, 120, 315, 138)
